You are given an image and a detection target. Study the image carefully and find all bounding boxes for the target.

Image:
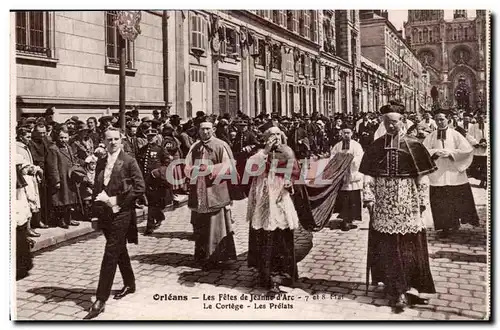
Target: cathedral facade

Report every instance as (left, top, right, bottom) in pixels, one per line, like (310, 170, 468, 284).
(404, 10, 488, 113)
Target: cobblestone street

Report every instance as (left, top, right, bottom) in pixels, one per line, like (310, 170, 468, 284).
(14, 179, 489, 321)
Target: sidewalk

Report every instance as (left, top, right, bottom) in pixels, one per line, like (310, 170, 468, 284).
(30, 196, 189, 253)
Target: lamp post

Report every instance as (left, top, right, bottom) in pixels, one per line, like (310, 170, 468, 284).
(114, 11, 142, 131)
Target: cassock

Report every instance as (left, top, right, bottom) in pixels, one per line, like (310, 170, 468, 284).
(184, 137, 237, 266)
(360, 132, 437, 297)
(468, 122, 488, 184)
(331, 139, 364, 222)
(246, 145, 301, 288)
(423, 127, 480, 230)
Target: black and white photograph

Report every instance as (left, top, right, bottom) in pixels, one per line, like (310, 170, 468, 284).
(9, 8, 491, 321)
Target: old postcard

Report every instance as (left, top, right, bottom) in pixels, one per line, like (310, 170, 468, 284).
(11, 9, 490, 321)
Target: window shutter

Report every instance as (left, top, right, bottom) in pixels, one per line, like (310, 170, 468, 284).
(305, 55, 311, 77)
(201, 17, 207, 50)
(220, 26, 227, 56)
(234, 30, 240, 57)
(311, 11, 318, 42)
(304, 11, 310, 39)
(293, 11, 299, 33)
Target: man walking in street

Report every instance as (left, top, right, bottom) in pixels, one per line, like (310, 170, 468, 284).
(84, 128, 145, 319)
(184, 118, 237, 270)
(331, 123, 364, 231)
(423, 109, 480, 236)
(360, 103, 437, 311)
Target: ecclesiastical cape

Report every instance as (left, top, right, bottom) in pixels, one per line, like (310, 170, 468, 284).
(359, 134, 437, 178)
(293, 153, 354, 231)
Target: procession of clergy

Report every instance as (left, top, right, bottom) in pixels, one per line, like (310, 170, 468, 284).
(15, 101, 487, 317)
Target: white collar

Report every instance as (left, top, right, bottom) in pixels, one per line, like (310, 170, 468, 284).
(107, 149, 121, 159)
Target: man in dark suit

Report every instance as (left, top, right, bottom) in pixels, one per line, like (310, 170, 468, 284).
(84, 128, 145, 320)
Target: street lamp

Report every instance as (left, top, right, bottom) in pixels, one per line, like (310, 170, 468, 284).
(114, 11, 142, 131)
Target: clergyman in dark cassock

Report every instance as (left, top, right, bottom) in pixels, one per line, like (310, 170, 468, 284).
(184, 119, 237, 270)
(360, 103, 437, 311)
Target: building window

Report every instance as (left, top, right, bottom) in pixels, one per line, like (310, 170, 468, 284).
(219, 74, 239, 116)
(311, 88, 317, 113)
(429, 30, 433, 42)
(255, 79, 266, 114)
(288, 85, 295, 114)
(256, 39, 266, 67)
(312, 59, 317, 79)
(270, 44, 282, 71)
(287, 10, 299, 33)
(16, 11, 53, 58)
(190, 13, 207, 55)
(340, 73, 347, 113)
(323, 86, 335, 114)
(300, 54, 305, 76)
(299, 10, 310, 39)
(272, 10, 286, 26)
(225, 27, 240, 58)
(464, 27, 468, 39)
(419, 31, 422, 43)
(106, 11, 134, 69)
(272, 82, 282, 114)
(310, 10, 318, 42)
(299, 86, 307, 114)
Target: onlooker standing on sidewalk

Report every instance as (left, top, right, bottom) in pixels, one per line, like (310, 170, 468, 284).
(46, 126, 80, 229)
(28, 123, 50, 229)
(16, 127, 43, 238)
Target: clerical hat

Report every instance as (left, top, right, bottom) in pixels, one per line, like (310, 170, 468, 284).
(259, 120, 275, 133)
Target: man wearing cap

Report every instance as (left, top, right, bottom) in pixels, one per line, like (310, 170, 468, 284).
(373, 101, 413, 140)
(184, 118, 237, 270)
(419, 111, 437, 136)
(468, 114, 488, 188)
(137, 128, 172, 235)
(87, 117, 101, 146)
(360, 103, 437, 310)
(423, 108, 480, 236)
(125, 121, 141, 158)
(331, 123, 364, 231)
(152, 110, 160, 121)
(71, 123, 95, 163)
(231, 118, 258, 198)
(161, 123, 186, 197)
(357, 113, 375, 150)
(288, 118, 310, 160)
(28, 123, 51, 229)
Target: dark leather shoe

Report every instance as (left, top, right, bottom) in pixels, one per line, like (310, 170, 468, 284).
(144, 228, 154, 236)
(69, 220, 80, 226)
(59, 221, 69, 229)
(27, 229, 41, 237)
(340, 221, 350, 232)
(394, 293, 408, 310)
(83, 300, 105, 320)
(113, 286, 136, 300)
(38, 222, 49, 228)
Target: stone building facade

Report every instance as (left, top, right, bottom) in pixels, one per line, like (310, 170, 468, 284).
(404, 10, 489, 112)
(169, 10, 363, 119)
(14, 11, 165, 121)
(14, 10, 440, 121)
(359, 10, 431, 113)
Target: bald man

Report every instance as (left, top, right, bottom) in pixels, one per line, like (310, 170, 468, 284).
(360, 105, 437, 311)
